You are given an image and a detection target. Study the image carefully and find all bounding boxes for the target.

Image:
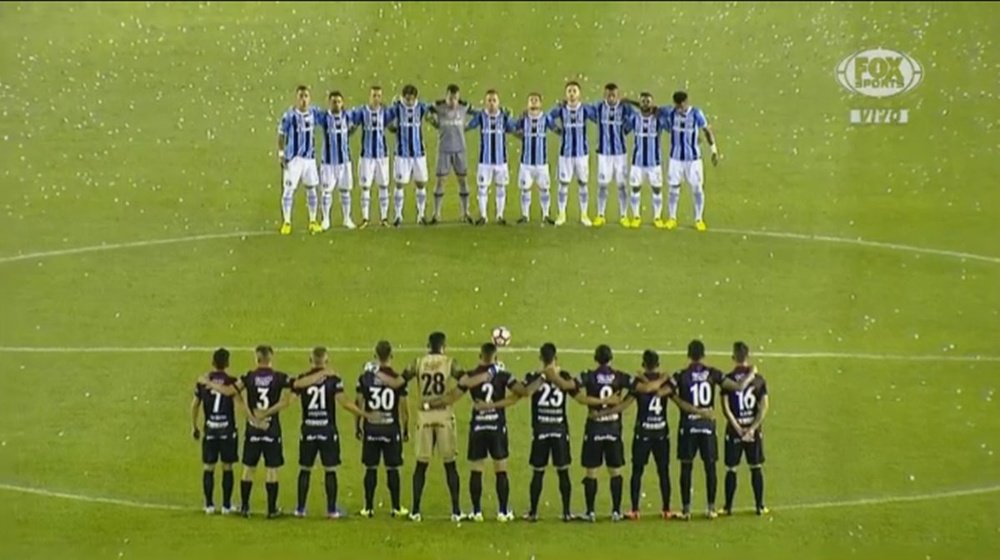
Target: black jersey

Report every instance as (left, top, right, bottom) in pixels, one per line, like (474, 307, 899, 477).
(293, 367, 344, 435)
(722, 366, 768, 437)
(241, 367, 291, 437)
(630, 371, 669, 438)
(524, 369, 578, 436)
(356, 363, 408, 437)
(464, 364, 517, 432)
(672, 363, 725, 435)
(194, 370, 238, 437)
(579, 366, 631, 436)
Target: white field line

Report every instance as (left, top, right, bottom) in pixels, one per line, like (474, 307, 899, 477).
(1, 481, 997, 518)
(1, 227, 998, 266)
(1, 346, 998, 363)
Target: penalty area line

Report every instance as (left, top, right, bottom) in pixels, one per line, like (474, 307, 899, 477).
(0, 346, 998, 363)
(0, 481, 997, 517)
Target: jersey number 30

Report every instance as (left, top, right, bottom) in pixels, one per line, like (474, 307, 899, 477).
(368, 387, 396, 411)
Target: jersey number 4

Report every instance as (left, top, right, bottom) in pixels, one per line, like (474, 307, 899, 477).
(421, 373, 446, 397)
(648, 396, 663, 415)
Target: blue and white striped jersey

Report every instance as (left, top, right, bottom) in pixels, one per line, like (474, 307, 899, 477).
(467, 110, 515, 165)
(548, 103, 596, 157)
(589, 101, 634, 156)
(663, 106, 709, 161)
(349, 105, 398, 159)
(393, 100, 430, 158)
(626, 112, 667, 167)
(278, 106, 322, 160)
(514, 113, 555, 166)
(317, 110, 353, 166)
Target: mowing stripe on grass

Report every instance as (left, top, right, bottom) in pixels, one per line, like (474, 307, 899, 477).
(1, 481, 997, 517)
(1, 346, 998, 362)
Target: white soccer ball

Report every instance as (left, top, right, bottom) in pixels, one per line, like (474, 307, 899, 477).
(491, 326, 512, 347)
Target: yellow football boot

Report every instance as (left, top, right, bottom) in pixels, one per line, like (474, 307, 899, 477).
(664, 218, 678, 230)
(592, 215, 606, 227)
(695, 219, 708, 232)
(279, 222, 292, 235)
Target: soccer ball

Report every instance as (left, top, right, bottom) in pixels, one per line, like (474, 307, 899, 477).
(491, 326, 512, 347)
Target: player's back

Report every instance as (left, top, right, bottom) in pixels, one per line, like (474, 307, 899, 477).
(722, 366, 768, 435)
(242, 367, 290, 434)
(526, 369, 577, 436)
(672, 363, 724, 434)
(197, 370, 238, 436)
(413, 353, 460, 424)
(631, 371, 669, 438)
(580, 366, 630, 434)
(358, 364, 407, 436)
(465, 364, 513, 431)
(434, 101, 469, 153)
(294, 367, 342, 435)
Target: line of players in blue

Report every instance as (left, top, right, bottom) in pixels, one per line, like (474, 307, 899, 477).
(191, 337, 769, 522)
(275, 82, 720, 235)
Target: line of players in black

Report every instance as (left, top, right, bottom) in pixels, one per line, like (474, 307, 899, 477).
(191, 337, 770, 522)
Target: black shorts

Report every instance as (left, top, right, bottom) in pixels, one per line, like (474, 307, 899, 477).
(242, 434, 284, 468)
(362, 434, 404, 468)
(467, 428, 509, 461)
(202, 435, 239, 465)
(581, 433, 625, 469)
(529, 433, 571, 469)
(677, 430, 718, 463)
(631, 435, 670, 469)
(724, 432, 765, 467)
(298, 432, 341, 468)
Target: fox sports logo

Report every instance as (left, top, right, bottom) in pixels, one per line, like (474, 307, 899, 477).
(836, 48, 923, 98)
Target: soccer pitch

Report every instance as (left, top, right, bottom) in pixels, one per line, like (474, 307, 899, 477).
(1, 1, 999, 559)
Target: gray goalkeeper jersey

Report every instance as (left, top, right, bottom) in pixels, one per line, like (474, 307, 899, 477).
(433, 101, 471, 153)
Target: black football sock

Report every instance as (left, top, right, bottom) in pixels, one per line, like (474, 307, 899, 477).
(610, 475, 623, 515)
(411, 461, 428, 514)
(557, 469, 572, 516)
(629, 466, 644, 512)
(364, 468, 378, 510)
(751, 467, 765, 510)
(724, 470, 737, 512)
(583, 477, 598, 515)
(705, 462, 718, 510)
(680, 462, 693, 512)
(658, 465, 672, 512)
(387, 469, 401, 510)
(324, 471, 338, 514)
(496, 472, 510, 514)
(444, 462, 461, 515)
(469, 471, 483, 513)
(202, 470, 215, 508)
(296, 470, 310, 512)
(240, 480, 252, 512)
(433, 180, 445, 217)
(529, 470, 545, 515)
(265, 481, 279, 515)
(458, 179, 470, 215)
(222, 470, 234, 509)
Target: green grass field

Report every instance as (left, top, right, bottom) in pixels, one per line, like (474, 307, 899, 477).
(2, 2, 999, 559)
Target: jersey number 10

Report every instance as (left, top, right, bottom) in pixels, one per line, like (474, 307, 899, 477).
(690, 382, 712, 407)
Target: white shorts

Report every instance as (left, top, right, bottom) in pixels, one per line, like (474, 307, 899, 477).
(283, 157, 319, 190)
(629, 165, 664, 188)
(557, 155, 589, 184)
(518, 164, 550, 190)
(394, 156, 429, 184)
(597, 154, 627, 186)
(320, 163, 353, 191)
(477, 164, 510, 187)
(668, 158, 704, 188)
(358, 157, 390, 188)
